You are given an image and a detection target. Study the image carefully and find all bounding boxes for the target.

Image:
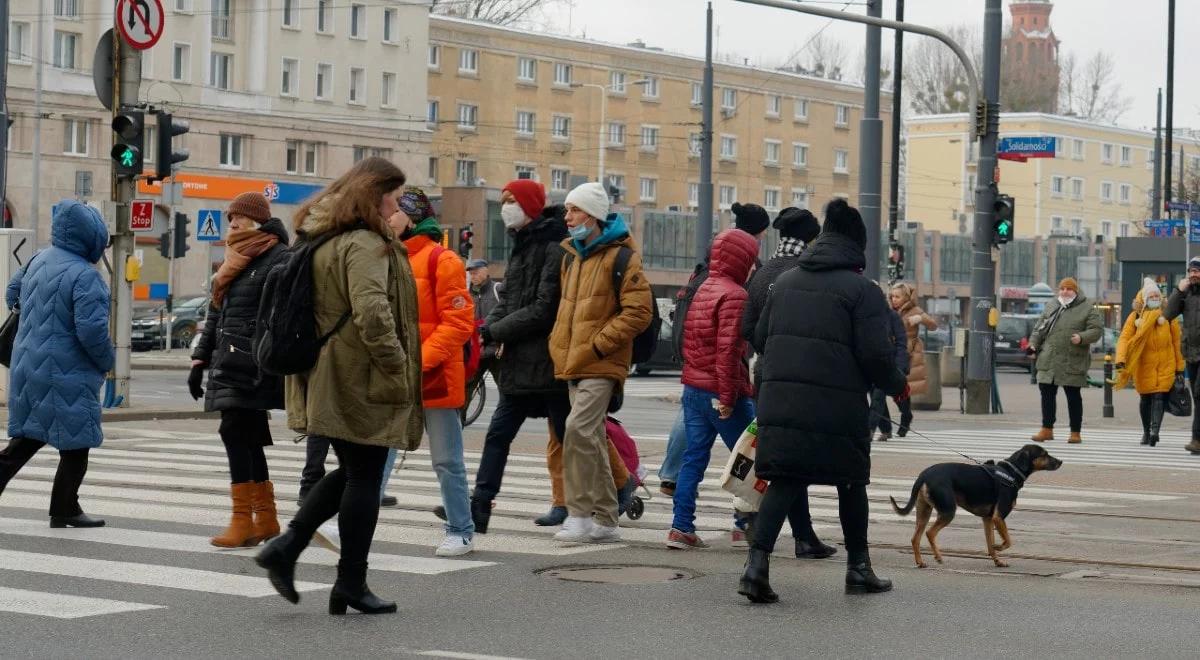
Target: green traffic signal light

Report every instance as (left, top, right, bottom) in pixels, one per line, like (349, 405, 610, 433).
(997, 220, 1011, 237)
(118, 147, 136, 168)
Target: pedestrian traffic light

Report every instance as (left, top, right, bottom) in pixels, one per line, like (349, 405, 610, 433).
(153, 112, 190, 182)
(174, 212, 190, 258)
(887, 243, 905, 281)
(111, 108, 145, 179)
(458, 224, 474, 258)
(992, 193, 1015, 245)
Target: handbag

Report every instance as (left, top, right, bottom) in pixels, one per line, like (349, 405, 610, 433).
(1168, 374, 1192, 417)
(720, 419, 769, 509)
(0, 304, 18, 367)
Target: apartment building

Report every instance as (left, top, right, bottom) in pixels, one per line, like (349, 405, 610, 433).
(5, 0, 430, 297)
(906, 113, 1200, 242)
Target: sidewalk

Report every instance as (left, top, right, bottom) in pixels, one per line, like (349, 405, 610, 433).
(0, 404, 216, 424)
(131, 351, 192, 370)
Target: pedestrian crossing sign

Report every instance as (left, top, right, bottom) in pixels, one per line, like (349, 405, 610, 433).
(197, 209, 222, 242)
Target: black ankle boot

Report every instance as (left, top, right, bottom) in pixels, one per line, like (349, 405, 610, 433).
(738, 548, 779, 604)
(846, 554, 893, 594)
(329, 561, 396, 615)
(1141, 432, 1151, 445)
(471, 497, 492, 534)
(795, 537, 838, 559)
(255, 528, 306, 604)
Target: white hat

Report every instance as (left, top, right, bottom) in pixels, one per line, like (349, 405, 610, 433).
(565, 182, 610, 221)
(1142, 277, 1161, 300)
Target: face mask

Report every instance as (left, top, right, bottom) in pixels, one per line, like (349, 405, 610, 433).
(1058, 294, 1076, 306)
(1146, 299, 1162, 310)
(501, 203, 527, 229)
(568, 221, 593, 241)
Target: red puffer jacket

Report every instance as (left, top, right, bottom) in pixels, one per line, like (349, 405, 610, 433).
(681, 229, 760, 406)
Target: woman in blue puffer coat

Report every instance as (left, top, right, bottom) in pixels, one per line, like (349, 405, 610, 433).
(0, 200, 114, 528)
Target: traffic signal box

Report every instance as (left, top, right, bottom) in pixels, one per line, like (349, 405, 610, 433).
(154, 112, 190, 182)
(111, 108, 144, 179)
(458, 225, 474, 258)
(993, 193, 1015, 245)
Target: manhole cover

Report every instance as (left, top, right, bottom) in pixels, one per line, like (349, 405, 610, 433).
(536, 564, 700, 585)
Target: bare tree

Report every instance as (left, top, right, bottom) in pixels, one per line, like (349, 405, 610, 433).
(903, 24, 981, 114)
(803, 33, 850, 82)
(1059, 51, 1133, 123)
(430, 0, 559, 26)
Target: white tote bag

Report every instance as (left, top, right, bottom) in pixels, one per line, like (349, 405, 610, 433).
(720, 419, 769, 509)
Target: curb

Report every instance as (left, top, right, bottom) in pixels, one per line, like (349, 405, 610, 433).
(101, 410, 220, 422)
(131, 363, 191, 371)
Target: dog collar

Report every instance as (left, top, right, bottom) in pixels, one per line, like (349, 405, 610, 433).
(997, 460, 1028, 485)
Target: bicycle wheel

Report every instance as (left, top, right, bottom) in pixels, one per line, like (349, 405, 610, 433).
(462, 378, 487, 427)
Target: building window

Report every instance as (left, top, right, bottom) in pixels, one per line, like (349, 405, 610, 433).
(381, 73, 396, 108)
(1070, 177, 1084, 201)
(427, 156, 438, 184)
(552, 115, 571, 140)
(1120, 146, 1132, 166)
(791, 188, 810, 209)
(1101, 143, 1114, 164)
(172, 43, 190, 81)
(1050, 175, 1065, 197)
(459, 49, 479, 74)
(834, 149, 849, 173)
(456, 159, 477, 185)
(285, 140, 299, 174)
(640, 177, 657, 203)
(317, 0, 332, 33)
(610, 71, 626, 93)
(54, 0, 79, 16)
(554, 62, 572, 86)
(691, 83, 702, 106)
(1100, 181, 1113, 202)
(642, 76, 660, 99)
(209, 52, 232, 90)
(52, 31, 78, 69)
(721, 88, 736, 110)
(608, 122, 626, 147)
(316, 63, 332, 100)
(763, 187, 781, 210)
(211, 0, 232, 39)
(427, 100, 439, 127)
(1072, 138, 1084, 160)
(764, 140, 781, 165)
(63, 118, 88, 156)
(607, 174, 626, 197)
(354, 146, 392, 163)
(551, 168, 569, 192)
(719, 184, 737, 210)
(640, 126, 659, 152)
(429, 45, 440, 69)
(1119, 183, 1132, 205)
(1119, 222, 1130, 238)
(720, 135, 737, 160)
(1051, 215, 1064, 231)
(349, 67, 365, 104)
(517, 57, 536, 82)
(515, 164, 536, 180)
(516, 111, 536, 136)
(792, 142, 808, 168)
(143, 126, 156, 162)
(835, 105, 850, 127)
(281, 58, 298, 96)
(383, 8, 397, 42)
(174, 0, 192, 11)
(457, 103, 478, 130)
(1071, 218, 1083, 235)
(689, 132, 701, 157)
(766, 94, 781, 117)
(8, 22, 31, 63)
(688, 183, 700, 208)
(350, 4, 366, 39)
(219, 134, 243, 168)
(794, 98, 809, 121)
(1101, 221, 1112, 239)
(282, 0, 298, 27)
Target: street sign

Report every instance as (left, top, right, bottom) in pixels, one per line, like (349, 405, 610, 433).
(130, 199, 154, 232)
(1144, 219, 1185, 228)
(160, 181, 183, 207)
(92, 29, 115, 111)
(75, 171, 93, 199)
(997, 136, 1056, 161)
(196, 209, 222, 241)
(116, 0, 165, 51)
(1168, 201, 1199, 212)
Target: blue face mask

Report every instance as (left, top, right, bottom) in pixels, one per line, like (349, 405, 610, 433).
(568, 221, 592, 241)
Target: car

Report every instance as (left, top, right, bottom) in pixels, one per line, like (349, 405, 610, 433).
(131, 295, 209, 351)
(630, 298, 680, 377)
(995, 314, 1038, 371)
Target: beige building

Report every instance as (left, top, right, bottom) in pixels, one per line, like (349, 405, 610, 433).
(906, 113, 1200, 242)
(426, 15, 891, 288)
(4, 0, 431, 301)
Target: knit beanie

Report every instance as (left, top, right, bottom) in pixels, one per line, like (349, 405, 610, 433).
(1057, 277, 1079, 293)
(1142, 277, 1161, 301)
(773, 207, 820, 243)
(398, 186, 436, 223)
(503, 179, 546, 222)
(1188, 257, 1200, 272)
(821, 198, 867, 249)
(732, 202, 770, 236)
(565, 182, 610, 220)
(227, 192, 271, 223)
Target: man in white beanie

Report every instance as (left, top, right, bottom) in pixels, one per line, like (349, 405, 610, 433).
(548, 182, 653, 543)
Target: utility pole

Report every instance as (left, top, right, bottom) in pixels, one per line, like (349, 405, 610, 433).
(965, 0, 1002, 414)
(111, 26, 141, 407)
(1152, 89, 1163, 218)
(696, 1, 715, 263)
(1164, 0, 1175, 208)
(0, 0, 9, 212)
(32, 0, 44, 247)
(860, 0, 884, 281)
(887, 0, 905, 281)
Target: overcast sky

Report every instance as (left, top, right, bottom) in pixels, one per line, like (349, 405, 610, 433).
(538, 0, 1199, 134)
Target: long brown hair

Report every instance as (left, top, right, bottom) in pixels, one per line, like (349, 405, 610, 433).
(293, 157, 406, 237)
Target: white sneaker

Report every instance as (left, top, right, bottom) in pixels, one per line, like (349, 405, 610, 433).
(553, 516, 595, 542)
(313, 521, 340, 552)
(435, 534, 475, 557)
(588, 523, 621, 544)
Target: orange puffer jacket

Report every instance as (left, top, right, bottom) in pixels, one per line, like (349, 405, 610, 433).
(404, 235, 476, 409)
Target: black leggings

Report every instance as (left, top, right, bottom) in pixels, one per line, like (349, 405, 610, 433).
(288, 437, 389, 566)
(752, 478, 869, 563)
(870, 389, 913, 434)
(1139, 392, 1168, 433)
(0, 437, 88, 517)
(1039, 383, 1083, 433)
(219, 409, 271, 484)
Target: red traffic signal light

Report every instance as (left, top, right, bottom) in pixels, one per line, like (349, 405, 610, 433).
(458, 225, 474, 258)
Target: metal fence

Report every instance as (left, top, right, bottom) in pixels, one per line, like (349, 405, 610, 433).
(939, 235, 971, 283)
(1054, 243, 1088, 282)
(642, 212, 700, 271)
(1001, 240, 1036, 286)
(484, 201, 512, 263)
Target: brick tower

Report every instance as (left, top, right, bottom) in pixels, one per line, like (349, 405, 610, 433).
(1002, 0, 1060, 114)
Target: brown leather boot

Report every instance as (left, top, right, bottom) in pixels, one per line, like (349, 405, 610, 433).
(211, 482, 259, 548)
(1031, 427, 1054, 442)
(1068, 432, 1082, 444)
(1186, 439, 1200, 454)
(252, 480, 281, 542)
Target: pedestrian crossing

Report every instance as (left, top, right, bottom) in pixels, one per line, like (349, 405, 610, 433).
(0, 423, 1187, 619)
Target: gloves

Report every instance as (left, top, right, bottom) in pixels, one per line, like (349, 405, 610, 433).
(895, 383, 912, 403)
(188, 364, 205, 400)
(1115, 362, 1126, 370)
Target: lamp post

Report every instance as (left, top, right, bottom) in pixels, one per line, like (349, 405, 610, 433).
(572, 79, 651, 185)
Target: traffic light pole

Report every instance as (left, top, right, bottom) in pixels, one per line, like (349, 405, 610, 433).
(164, 198, 176, 353)
(110, 32, 141, 408)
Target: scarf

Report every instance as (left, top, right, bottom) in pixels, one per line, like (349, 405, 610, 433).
(211, 227, 279, 308)
(774, 236, 805, 258)
(1112, 305, 1168, 391)
(408, 217, 443, 242)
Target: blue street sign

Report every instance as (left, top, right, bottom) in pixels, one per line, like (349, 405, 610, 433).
(998, 136, 1056, 157)
(1144, 219, 1185, 228)
(197, 209, 222, 242)
(1167, 201, 1199, 212)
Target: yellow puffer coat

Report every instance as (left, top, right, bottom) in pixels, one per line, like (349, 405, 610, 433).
(1115, 303, 1184, 395)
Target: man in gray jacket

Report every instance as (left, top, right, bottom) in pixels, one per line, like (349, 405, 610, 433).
(1164, 256, 1200, 454)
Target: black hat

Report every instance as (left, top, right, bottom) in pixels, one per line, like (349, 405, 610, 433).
(732, 202, 770, 236)
(821, 198, 866, 249)
(773, 207, 820, 243)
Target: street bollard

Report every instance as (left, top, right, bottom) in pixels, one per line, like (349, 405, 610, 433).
(1103, 351, 1114, 418)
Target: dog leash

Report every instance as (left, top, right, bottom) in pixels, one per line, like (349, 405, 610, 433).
(869, 410, 1030, 489)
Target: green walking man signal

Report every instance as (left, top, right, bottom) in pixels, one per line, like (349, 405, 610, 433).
(992, 193, 1015, 245)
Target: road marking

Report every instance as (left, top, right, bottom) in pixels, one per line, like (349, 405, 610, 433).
(414, 651, 534, 660)
(0, 586, 162, 619)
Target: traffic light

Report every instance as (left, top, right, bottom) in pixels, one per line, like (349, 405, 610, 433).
(992, 193, 1015, 245)
(158, 230, 171, 259)
(111, 108, 145, 179)
(154, 112, 190, 182)
(174, 212, 190, 258)
(458, 224, 474, 258)
(887, 243, 905, 281)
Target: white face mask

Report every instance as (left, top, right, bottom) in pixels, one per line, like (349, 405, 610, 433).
(1146, 299, 1162, 310)
(1058, 294, 1076, 306)
(500, 203, 527, 229)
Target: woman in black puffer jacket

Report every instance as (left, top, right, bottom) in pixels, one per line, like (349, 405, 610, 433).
(188, 193, 290, 549)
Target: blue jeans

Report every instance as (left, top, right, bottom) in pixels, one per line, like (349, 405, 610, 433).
(380, 408, 474, 537)
(657, 407, 686, 483)
(671, 385, 756, 534)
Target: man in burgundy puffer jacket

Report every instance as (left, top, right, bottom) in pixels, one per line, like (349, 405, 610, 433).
(667, 228, 761, 549)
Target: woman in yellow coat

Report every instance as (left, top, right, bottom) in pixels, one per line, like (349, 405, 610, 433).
(1115, 278, 1185, 446)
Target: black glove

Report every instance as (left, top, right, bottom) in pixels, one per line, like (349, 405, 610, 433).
(480, 325, 494, 345)
(188, 364, 206, 400)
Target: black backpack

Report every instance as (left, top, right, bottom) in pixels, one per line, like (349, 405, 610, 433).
(254, 228, 357, 376)
(670, 262, 709, 364)
(563, 245, 661, 366)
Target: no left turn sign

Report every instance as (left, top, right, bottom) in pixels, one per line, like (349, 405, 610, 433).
(116, 0, 165, 51)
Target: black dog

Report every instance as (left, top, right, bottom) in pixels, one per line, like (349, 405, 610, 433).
(890, 444, 1063, 568)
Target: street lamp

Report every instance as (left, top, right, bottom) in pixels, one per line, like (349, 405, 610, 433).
(571, 79, 651, 185)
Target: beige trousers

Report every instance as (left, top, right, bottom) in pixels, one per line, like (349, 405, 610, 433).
(564, 378, 619, 526)
(547, 420, 629, 509)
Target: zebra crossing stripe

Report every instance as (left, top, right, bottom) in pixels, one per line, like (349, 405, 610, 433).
(0, 586, 162, 619)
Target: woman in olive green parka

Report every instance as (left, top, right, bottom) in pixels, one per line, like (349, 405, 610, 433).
(1029, 277, 1103, 444)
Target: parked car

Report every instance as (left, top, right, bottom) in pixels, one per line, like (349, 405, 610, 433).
(630, 298, 680, 377)
(131, 296, 208, 351)
(995, 314, 1038, 371)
